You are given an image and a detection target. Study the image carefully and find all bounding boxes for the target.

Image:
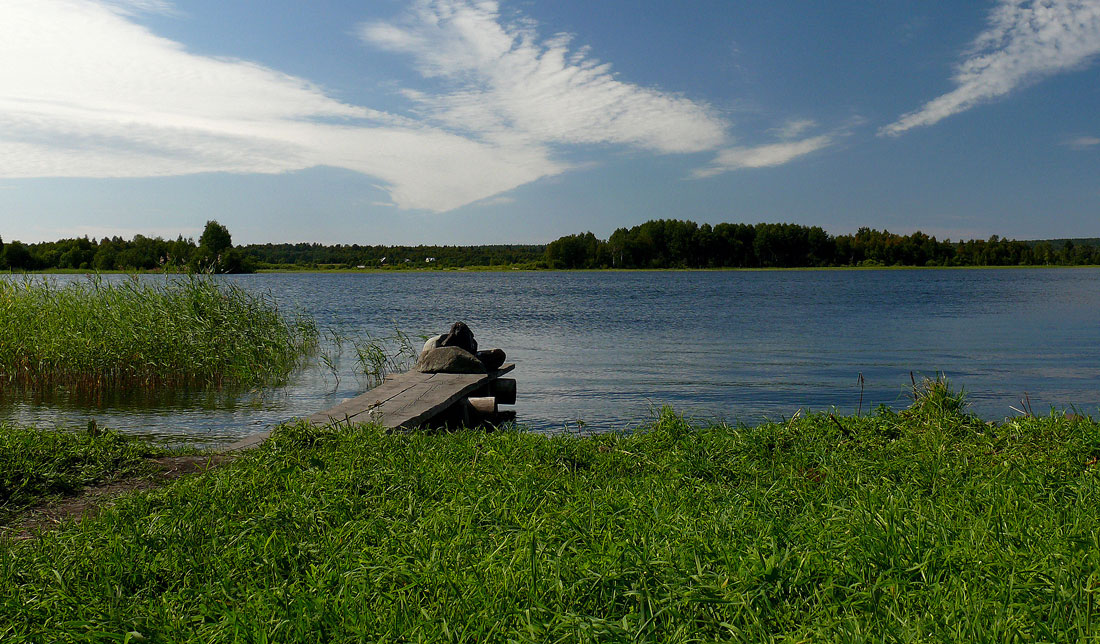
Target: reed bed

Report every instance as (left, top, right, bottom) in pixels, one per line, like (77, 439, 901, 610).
(0, 275, 317, 390)
(3, 382, 1099, 641)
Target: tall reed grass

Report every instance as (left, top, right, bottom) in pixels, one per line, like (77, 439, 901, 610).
(316, 326, 423, 389)
(352, 327, 421, 387)
(0, 275, 317, 390)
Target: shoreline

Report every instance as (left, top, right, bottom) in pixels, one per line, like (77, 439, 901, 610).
(250, 263, 1100, 274)
(11, 263, 1099, 275)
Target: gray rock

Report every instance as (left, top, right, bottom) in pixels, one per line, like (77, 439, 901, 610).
(415, 346, 487, 374)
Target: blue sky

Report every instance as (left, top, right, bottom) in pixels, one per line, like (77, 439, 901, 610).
(1, 0, 1098, 245)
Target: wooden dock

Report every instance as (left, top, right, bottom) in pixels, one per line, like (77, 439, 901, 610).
(226, 364, 515, 451)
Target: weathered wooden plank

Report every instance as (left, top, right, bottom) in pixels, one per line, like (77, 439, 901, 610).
(367, 372, 487, 429)
(488, 378, 516, 405)
(308, 364, 515, 429)
(304, 370, 434, 425)
(224, 431, 270, 451)
(379, 364, 513, 428)
(224, 363, 517, 451)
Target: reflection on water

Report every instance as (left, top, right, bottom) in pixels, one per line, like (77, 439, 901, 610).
(1, 382, 254, 411)
(2, 268, 1099, 446)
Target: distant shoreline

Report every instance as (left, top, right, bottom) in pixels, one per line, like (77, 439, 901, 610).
(10, 264, 1100, 276)
(249, 264, 1100, 274)
(9, 220, 1098, 273)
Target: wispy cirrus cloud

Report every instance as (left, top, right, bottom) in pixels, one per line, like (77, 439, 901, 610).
(0, 0, 826, 214)
(359, 0, 728, 153)
(693, 135, 832, 178)
(882, 0, 1100, 136)
(770, 119, 818, 140)
(362, 1, 841, 177)
(1064, 135, 1100, 149)
(692, 116, 861, 178)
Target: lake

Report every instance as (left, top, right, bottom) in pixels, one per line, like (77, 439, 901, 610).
(2, 268, 1098, 445)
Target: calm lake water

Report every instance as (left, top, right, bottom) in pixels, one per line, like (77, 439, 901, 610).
(3, 269, 1098, 446)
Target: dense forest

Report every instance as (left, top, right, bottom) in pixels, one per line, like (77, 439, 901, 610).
(2, 219, 1098, 272)
(241, 242, 544, 269)
(0, 221, 253, 273)
(0, 220, 542, 273)
(546, 221, 1100, 268)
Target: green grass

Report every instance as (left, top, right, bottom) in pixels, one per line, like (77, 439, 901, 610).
(0, 275, 317, 390)
(2, 386, 1100, 641)
(0, 422, 173, 523)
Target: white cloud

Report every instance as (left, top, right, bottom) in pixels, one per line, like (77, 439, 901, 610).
(359, 0, 727, 153)
(693, 135, 832, 178)
(771, 119, 817, 140)
(882, 0, 1100, 136)
(0, 0, 566, 211)
(1065, 135, 1100, 148)
(0, 0, 820, 213)
(479, 195, 516, 206)
(105, 0, 176, 15)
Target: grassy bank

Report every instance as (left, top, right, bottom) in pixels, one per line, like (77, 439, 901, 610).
(3, 383, 1099, 641)
(0, 275, 317, 390)
(0, 423, 173, 523)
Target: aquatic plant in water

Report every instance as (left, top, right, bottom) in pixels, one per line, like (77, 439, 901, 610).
(0, 274, 317, 391)
(352, 327, 422, 387)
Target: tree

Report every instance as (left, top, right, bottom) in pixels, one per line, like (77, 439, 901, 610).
(199, 220, 232, 254)
(93, 245, 118, 271)
(545, 232, 601, 269)
(1, 241, 32, 270)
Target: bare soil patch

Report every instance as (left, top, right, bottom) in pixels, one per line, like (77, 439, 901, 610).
(2, 453, 234, 541)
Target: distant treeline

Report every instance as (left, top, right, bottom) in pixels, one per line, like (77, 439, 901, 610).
(546, 220, 1100, 268)
(0, 221, 252, 273)
(0, 232, 542, 273)
(241, 242, 545, 269)
(3, 219, 1098, 272)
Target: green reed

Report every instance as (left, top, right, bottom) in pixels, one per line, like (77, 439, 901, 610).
(3, 381, 1099, 642)
(352, 326, 421, 387)
(318, 326, 423, 389)
(0, 275, 317, 390)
